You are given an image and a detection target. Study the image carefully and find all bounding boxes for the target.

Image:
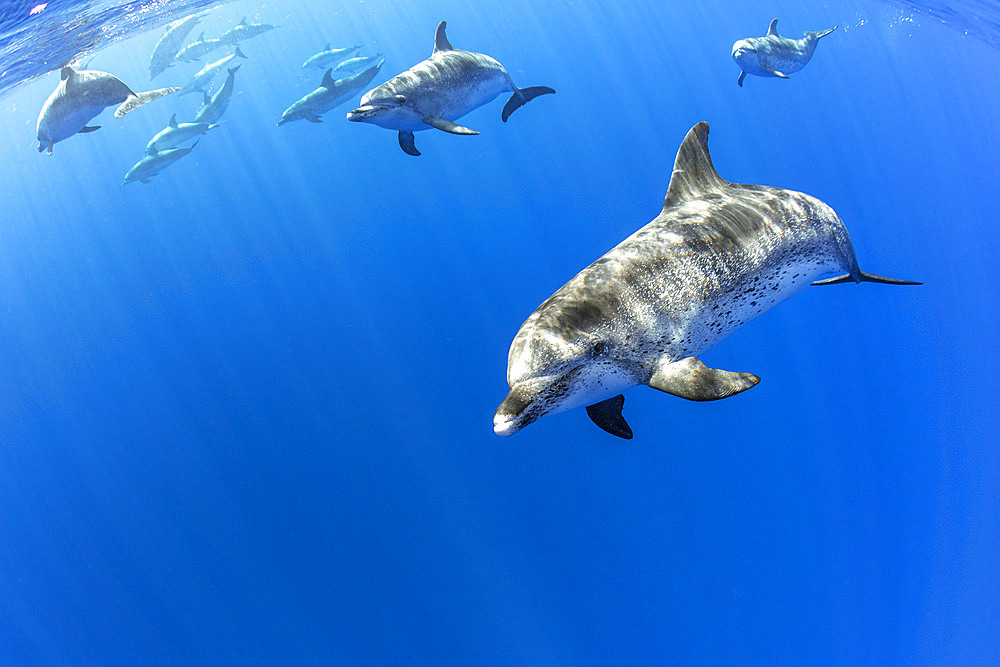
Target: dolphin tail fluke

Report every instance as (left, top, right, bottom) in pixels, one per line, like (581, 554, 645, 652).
(812, 270, 922, 286)
(586, 395, 633, 439)
(808, 26, 838, 39)
(501, 86, 555, 122)
(115, 86, 180, 117)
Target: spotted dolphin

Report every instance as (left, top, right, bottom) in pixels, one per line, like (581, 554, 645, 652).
(175, 32, 225, 63)
(302, 44, 361, 70)
(194, 66, 240, 124)
(149, 13, 203, 79)
(123, 143, 197, 185)
(36, 67, 179, 155)
(146, 113, 221, 154)
(178, 47, 246, 96)
(278, 62, 383, 126)
(346, 21, 554, 156)
(221, 17, 276, 44)
(494, 122, 919, 439)
(732, 19, 836, 87)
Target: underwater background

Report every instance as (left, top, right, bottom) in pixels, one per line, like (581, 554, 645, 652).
(1, 0, 998, 663)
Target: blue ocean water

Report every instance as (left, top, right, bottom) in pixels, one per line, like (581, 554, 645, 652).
(1, 0, 998, 663)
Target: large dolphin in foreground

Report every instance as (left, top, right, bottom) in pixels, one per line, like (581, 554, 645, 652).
(278, 62, 383, 126)
(732, 19, 836, 87)
(36, 67, 178, 155)
(494, 122, 920, 439)
(347, 21, 554, 156)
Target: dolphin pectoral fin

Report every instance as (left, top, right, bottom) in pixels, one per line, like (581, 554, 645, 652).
(398, 131, 421, 156)
(586, 395, 633, 440)
(501, 86, 556, 122)
(765, 68, 790, 79)
(115, 86, 180, 117)
(424, 117, 478, 135)
(305, 115, 323, 123)
(811, 270, 922, 286)
(141, 178, 151, 183)
(78, 125, 101, 133)
(648, 357, 760, 402)
(738, 71, 746, 87)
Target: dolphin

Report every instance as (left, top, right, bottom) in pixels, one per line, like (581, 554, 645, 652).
(333, 53, 383, 74)
(493, 122, 920, 439)
(278, 63, 383, 126)
(123, 143, 197, 185)
(175, 32, 225, 63)
(194, 65, 240, 124)
(178, 47, 247, 96)
(36, 67, 179, 155)
(146, 113, 222, 154)
(220, 17, 276, 44)
(346, 21, 554, 156)
(302, 44, 361, 70)
(150, 12, 203, 79)
(732, 19, 836, 87)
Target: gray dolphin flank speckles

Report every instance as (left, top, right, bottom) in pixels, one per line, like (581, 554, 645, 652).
(732, 18, 836, 86)
(494, 122, 919, 439)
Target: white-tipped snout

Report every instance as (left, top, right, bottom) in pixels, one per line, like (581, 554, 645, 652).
(493, 413, 517, 436)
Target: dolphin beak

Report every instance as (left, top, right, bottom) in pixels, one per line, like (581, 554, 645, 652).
(346, 105, 371, 122)
(493, 378, 549, 436)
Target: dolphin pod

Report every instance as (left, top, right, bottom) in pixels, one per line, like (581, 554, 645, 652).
(494, 123, 920, 439)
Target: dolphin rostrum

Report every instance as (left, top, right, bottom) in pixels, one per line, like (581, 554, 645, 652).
(36, 67, 179, 155)
(494, 122, 920, 439)
(194, 66, 240, 124)
(149, 13, 202, 79)
(732, 19, 836, 87)
(346, 21, 554, 156)
(278, 63, 383, 126)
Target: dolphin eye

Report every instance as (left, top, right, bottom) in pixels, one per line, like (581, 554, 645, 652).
(394, 94, 406, 104)
(591, 341, 606, 357)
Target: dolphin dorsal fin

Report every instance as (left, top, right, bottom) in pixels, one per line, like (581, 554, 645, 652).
(168, 113, 178, 128)
(198, 31, 205, 40)
(239, 16, 247, 25)
(663, 122, 729, 209)
(433, 21, 454, 54)
(321, 68, 336, 88)
(60, 66, 75, 81)
(324, 42, 331, 50)
(767, 19, 779, 36)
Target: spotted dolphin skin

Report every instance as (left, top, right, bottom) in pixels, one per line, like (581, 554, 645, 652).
(494, 122, 920, 439)
(346, 21, 554, 156)
(150, 13, 203, 79)
(732, 19, 836, 87)
(36, 67, 179, 155)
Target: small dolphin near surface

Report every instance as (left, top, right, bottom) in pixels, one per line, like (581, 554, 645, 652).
(347, 21, 554, 156)
(150, 13, 203, 79)
(36, 67, 179, 155)
(178, 47, 247, 95)
(494, 122, 920, 439)
(278, 62, 383, 126)
(732, 19, 836, 87)
(333, 53, 383, 74)
(123, 143, 197, 185)
(146, 113, 222, 154)
(194, 65, 240, 124)
(175, 32, 225, 63)
(221, 16, 276, 44)
(302, 44, 361, 70)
